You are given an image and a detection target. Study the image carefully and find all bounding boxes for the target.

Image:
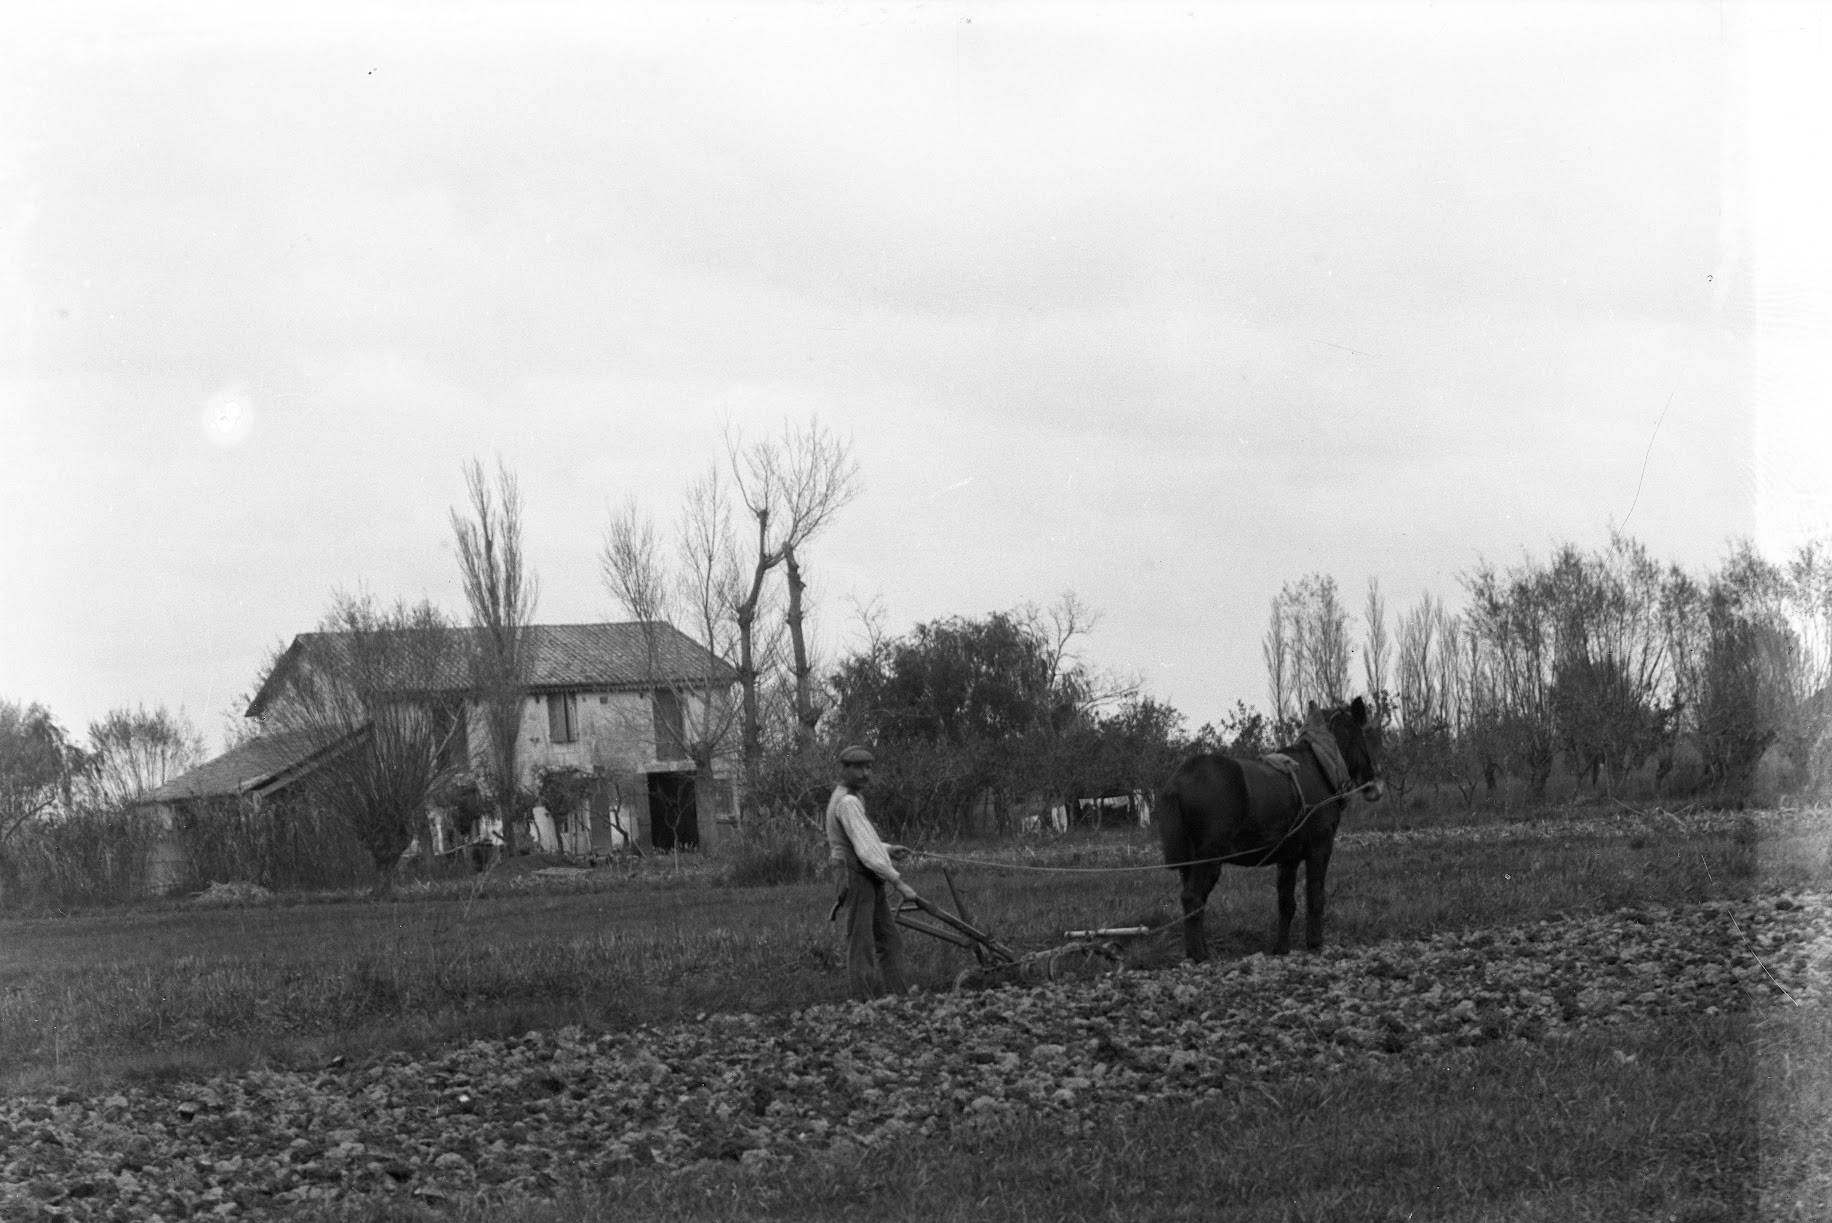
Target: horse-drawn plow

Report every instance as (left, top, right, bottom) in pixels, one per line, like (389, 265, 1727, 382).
(893, 869, 1141, 990)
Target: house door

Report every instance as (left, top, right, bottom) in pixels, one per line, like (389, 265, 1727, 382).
(647, 772, 698, 850)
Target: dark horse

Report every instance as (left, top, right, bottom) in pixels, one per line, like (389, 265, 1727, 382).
(1157, 698, 1383, 960)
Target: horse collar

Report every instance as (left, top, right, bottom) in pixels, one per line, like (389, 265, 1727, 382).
(1300, 722, 1350, 794)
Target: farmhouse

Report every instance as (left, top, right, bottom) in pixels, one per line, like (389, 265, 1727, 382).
(141, 621, 739, 887)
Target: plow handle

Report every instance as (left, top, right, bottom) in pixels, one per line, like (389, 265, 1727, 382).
(905, 895, 1019, 964)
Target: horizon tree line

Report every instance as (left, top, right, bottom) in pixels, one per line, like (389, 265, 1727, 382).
(1260, 531, 1832, 804)
(5, 503, 1829, 905)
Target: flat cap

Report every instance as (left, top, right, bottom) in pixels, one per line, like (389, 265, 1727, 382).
(838, 744, 875, 765)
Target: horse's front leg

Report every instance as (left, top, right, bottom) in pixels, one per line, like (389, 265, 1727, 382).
(1272, 861, 1298, 955)
(1180, 862, 1220, 962)
(1304, 843, 1333, 952)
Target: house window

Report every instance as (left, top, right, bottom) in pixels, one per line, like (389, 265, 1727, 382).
(435, 702, 469, 771)
(653, 689, 685, 759)
(547, 693, 578, 744)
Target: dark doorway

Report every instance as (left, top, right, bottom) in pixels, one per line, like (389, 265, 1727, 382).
(647, 772, 699, 850)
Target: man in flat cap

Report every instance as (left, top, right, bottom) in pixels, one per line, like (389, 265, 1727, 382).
(826, 744, 919, 998)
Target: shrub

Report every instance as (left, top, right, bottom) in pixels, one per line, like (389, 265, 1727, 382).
(750, 741, 839, 825)
(173, 793, 371, 893)
(720, 820, 826, 888)
(0, 805, 165, 909)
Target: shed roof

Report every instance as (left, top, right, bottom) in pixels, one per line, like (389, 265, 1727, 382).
(139, 729, 355, 804)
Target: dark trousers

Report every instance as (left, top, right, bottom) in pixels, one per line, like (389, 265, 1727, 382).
(838, 867, 907, 999)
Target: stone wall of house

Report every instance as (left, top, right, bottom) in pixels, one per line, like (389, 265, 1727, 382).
(518, 690, 655, 782)
(460, 690, 652, 785)
(459, 688, 736, 852)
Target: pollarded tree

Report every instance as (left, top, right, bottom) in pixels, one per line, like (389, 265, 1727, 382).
(262, 594, 465, 897)
(726, 418, 861, 791)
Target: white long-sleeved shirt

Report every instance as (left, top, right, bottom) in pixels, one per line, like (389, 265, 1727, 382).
(825, 785, 902, 885)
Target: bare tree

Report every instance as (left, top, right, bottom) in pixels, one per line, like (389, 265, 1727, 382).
(1463, 561, 1558, 796)
(79, 706, 206, 809)
(1262, 595, 1293, 727)
(1396, 592, 1443, 731)
(1308, 577, 1353, 706)
(451, 458, 539, 856)
(262, 594, 464, 897)
(600, 467, 744, 781)
(1458, 612, 1505, 793)
(1782, 539, 1832, 777)
(1017, 592, 1135, 716)
(726, 418, 862, 795)
(1275, 575, 1352, 709)
(1362, 577, 1391, 708)
(1433, 607, 1465, 732)
(1788, 538, 1832, 695)
(1657, 563, 1707, 788)
(782, 549, 834, 730)
(847, 593, 894, 674)
(1031, 592, 1099, 690)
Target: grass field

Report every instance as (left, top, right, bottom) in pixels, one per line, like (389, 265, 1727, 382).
(4, 800, 1829, 1099)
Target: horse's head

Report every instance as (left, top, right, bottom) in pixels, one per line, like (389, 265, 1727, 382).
(1324, 697, 1385, 803)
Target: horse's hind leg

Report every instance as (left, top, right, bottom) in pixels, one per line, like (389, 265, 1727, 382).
(1180, 862, 1221, 962)
(1272, 861, 1299, 955)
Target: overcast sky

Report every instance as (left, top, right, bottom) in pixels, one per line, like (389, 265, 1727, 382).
(3, 1, 1828, 753)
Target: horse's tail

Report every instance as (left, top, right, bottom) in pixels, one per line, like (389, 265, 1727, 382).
(1156, 775, 1189, 866)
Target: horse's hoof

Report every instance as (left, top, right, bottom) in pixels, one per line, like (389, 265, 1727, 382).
(1269, 946, 1289, 957)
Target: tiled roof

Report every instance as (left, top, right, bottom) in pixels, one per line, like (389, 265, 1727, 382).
(246, 621, 736, 717)
(516, 622, 738, 691)
(139, 730, 350, 804)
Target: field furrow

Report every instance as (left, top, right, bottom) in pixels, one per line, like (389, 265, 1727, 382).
(2, 892, 1824, 1221)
